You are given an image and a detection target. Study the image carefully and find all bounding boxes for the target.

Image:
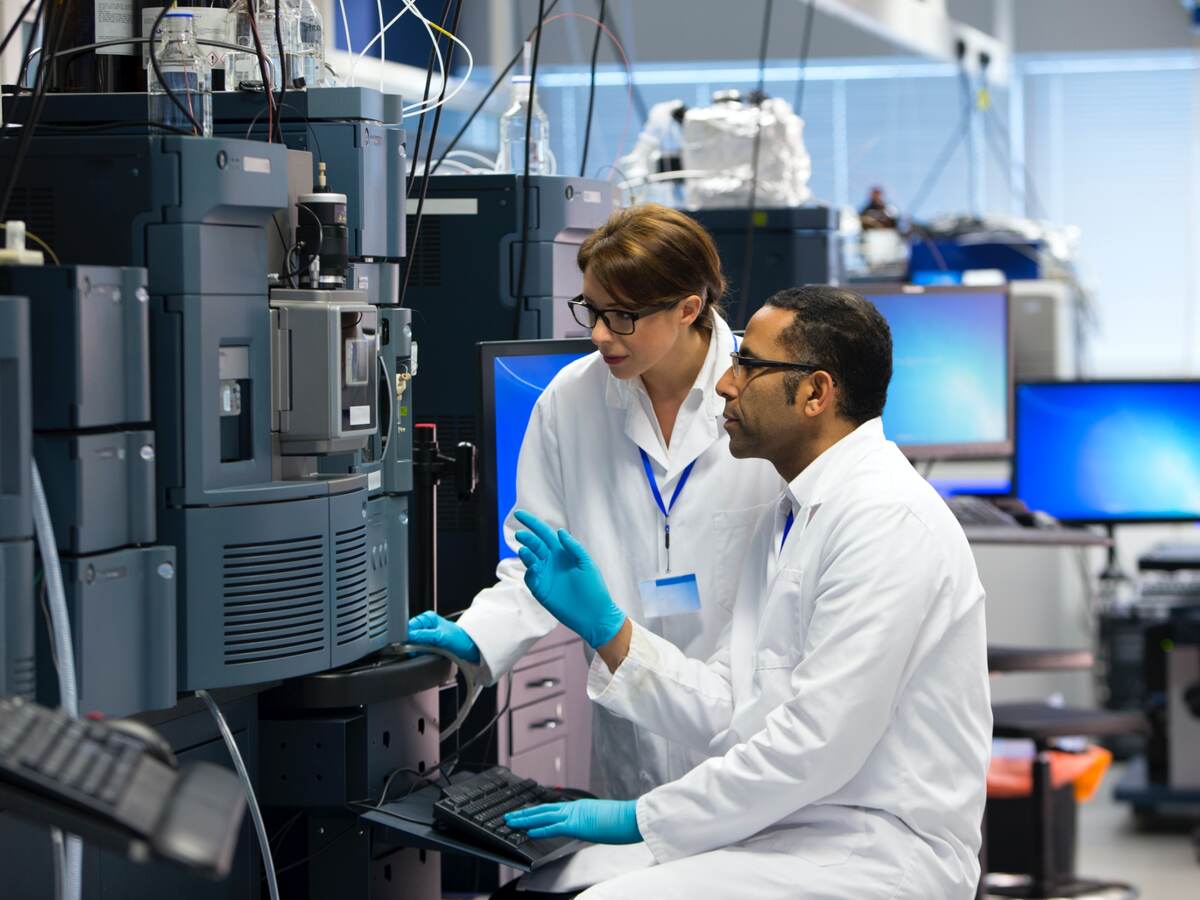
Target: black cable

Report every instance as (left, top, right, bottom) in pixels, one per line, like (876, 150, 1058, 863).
(274, 0, 287, 143)
(263, 822, 358, 880)
(403, 0, 450, 200)
(398, 0, 462, 310)
(793, 0, 817, 118)
(905, 89, 974, 220)
(430, 0, 563, 175)
(734, 0, 774, 330)
(510, 0, 547, 340)
(0, 0, 39, 64)
(598, 8, 648, 124)
(244, 99, 323, 161)
(0, 0, 69, 221)
(148, 4, 204, 135)
(12, 0, 46, 93)
(959, 67, 976, 217)
(245, 0, 276, 142)
(579, 0, 606, 178)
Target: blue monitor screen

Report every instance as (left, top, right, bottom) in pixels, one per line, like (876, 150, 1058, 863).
(862, 289, 1009, 455)
(491, 351, 590, 560)
(1014, 382, 1200, 523)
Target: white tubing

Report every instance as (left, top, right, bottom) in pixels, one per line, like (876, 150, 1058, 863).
(31, 462, 81, 900)
(197, 690, 280, 900)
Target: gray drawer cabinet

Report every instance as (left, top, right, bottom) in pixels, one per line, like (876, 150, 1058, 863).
(497, 625, 592, 791)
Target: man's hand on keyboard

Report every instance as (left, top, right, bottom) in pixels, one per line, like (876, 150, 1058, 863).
(505, 798, 641, 845)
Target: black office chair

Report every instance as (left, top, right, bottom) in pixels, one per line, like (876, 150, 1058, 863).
(986, 702, 1146, 899)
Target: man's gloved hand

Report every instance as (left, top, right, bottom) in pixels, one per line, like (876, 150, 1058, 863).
(513, 509, 626, 650)
(406, 611, 481, 665)
(505, 799, 641, 845)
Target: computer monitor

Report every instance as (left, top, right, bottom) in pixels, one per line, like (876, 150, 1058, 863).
(478, 339, 594, 569)
(1014, 380, 1200, 524)
(857, 284, 1012, 459)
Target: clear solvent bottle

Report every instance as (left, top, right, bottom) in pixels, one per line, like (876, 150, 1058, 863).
(496, 75, 551, 175)
(147, 11, 212, 136)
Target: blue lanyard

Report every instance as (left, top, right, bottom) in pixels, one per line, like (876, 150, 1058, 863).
(639, 449, 696, 573)
(781, 509, 796, 551)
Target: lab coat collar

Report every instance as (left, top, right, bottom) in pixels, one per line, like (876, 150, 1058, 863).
(604, 318, 735, 477)
(784, 417, 886, 517)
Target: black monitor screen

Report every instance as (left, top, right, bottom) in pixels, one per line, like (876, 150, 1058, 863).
(1014, 380, 1200, 524)
(479, 340, 593, 564)
(858, 285, 1011, 458)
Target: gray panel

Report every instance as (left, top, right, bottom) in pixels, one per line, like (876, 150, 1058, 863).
(380, 306, 414, 494)
(154, 295, 321, 507)
(365, 495, 393, 653)
(146, 222, 271, 299)
(384, 495, 410, 645)
(1, 540, 36, 700)
(0, 295, 31, 542)
(0, 265, 150, 431)
(61, 546, 177, 717)
(330, 487, 372, 667)
(33, 430, 156, 555)
(164, 496, 333, 690)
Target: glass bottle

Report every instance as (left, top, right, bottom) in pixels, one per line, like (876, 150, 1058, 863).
(496, 75, 551, 175)
(224, 0, 300, 91)
(294, 0, 325, 88)
(147, 11, 212, 136)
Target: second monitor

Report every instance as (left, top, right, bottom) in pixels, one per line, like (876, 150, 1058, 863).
(858, 284, 1012, 459)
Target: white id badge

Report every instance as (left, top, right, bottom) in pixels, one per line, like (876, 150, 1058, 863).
(638, 573, 702, 618)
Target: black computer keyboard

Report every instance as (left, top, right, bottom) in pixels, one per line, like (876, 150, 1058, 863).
(432, 766, 586, 869)
(946, 495, 1021, 527)
(0, 696, 246, 878)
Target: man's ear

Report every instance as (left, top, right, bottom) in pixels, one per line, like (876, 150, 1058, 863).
(804, 370, 837, 417)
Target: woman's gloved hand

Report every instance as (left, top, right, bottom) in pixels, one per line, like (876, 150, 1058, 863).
(405, 611, 481, 665)
(505, 799, 641, 845)
(513, 510, 626, 650)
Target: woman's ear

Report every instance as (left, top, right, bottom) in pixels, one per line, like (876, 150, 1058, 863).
(679, 294, 704, 327)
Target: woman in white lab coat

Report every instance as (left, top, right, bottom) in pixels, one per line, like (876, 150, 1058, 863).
(407, 204, 782, 801)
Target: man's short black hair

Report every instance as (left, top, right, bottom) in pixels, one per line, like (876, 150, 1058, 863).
(765, 285, 892, 424)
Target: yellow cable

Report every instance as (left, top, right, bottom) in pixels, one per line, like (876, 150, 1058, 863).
(0, 223, 62, 265)
(428, 21, 456, 40)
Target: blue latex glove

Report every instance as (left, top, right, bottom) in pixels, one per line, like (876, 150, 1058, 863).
(513, 509, 626, 650)
(505, 799, 641, 845)
(406, 611, 481, 665)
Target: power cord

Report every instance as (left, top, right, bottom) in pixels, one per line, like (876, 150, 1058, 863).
(0, 0, 38, 63)
(196, 690, 280, 900)
(510, 0, 547, 341)
(579, 0, 606, 178)
(398, 0, 463, 311)
(793, 0, 817, 119)
(431, 0, 563, 175)
(734, 0, 775, 330)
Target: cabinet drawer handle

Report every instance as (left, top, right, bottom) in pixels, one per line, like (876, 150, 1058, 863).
(529, 718, 563, 730)
(525, 678, 561, 689)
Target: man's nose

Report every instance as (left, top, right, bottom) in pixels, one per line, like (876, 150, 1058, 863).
(716, 366, 737, 401)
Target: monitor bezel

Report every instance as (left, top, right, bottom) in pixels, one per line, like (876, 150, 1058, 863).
(1013, 378, 1200, 526)
(477, 338, 596, 582)
(853, 282, 1014, 460)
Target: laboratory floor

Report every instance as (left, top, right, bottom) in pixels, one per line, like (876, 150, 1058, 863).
(1071, 764, 1198, 900)
(447, 765, 1200, 900)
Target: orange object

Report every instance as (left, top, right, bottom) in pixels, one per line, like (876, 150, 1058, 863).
(987, 745, 1113, 802)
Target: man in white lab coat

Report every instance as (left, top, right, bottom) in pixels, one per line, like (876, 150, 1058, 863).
(503, 285, 992, 899)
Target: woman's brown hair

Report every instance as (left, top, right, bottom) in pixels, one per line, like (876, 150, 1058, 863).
(576, 203, 727, 333)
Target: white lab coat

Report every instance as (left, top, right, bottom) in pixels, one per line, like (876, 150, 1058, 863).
(457, 317, 783, 799)
(527, 418, 992, 899)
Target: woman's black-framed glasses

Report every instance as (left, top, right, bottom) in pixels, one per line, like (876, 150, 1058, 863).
(728, 351, 830, 382)
(567, 294, 687, 336)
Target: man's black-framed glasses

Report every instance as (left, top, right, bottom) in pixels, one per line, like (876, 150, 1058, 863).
(567, 294, 686, 336)
(728, 351, 829, 381)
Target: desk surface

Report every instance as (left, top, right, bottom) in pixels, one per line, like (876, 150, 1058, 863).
(988, 645, 1094, 673)
(964, 526, 1113, 547)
